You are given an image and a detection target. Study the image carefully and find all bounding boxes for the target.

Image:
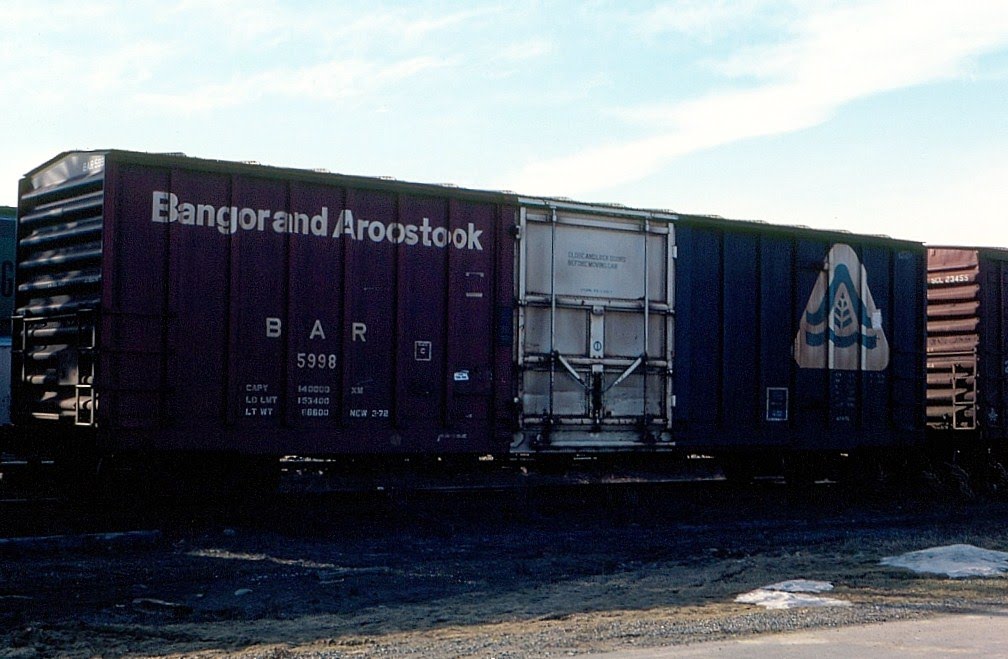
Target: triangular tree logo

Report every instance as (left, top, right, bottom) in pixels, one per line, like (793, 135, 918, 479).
(794, 244, 889, 371)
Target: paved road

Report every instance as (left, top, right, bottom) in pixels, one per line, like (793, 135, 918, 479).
(590, 611, 1008, 657)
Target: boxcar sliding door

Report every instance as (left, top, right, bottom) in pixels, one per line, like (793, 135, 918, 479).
(514, 201, 676, 451)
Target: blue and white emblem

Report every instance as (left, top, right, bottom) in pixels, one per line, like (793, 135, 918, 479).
(794, 244, 889, 371)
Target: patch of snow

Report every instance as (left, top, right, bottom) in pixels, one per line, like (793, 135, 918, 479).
(880, 544, 1008, 578)
(735, 579, 851, 610)
(759, 579, 835, 593)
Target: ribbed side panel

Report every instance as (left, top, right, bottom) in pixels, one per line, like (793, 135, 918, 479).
(13, 165, 103, 427)
(926, 248, 978, 430)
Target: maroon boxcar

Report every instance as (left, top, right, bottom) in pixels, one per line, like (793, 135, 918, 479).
(14, 151, 516, 457)
(926, 246, 1008, 441)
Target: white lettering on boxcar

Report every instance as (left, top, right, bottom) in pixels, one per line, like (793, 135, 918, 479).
(296, 353, 337, 369)
(242, 383, 277, 417)
(152, 192, 483, 250)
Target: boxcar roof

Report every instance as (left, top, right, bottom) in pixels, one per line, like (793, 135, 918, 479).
(25, 149, 924, 251)
(928, 245, 1008, 258)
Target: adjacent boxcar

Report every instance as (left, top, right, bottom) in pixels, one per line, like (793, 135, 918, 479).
(13, 150, 928, 463)
(0, 206, 14, 425)
(0, 206, 15, 335)
(669, 218, 926, 454)
(926, 247, 1008, 441)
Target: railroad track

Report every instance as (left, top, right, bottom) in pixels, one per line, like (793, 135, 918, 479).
(0, 449, 994, 543)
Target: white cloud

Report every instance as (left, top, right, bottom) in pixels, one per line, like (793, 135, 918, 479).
(136, 55, 455, 113)
(506, 0, 1008, 196)
(866, 157, 1008, 246)
(637, 0, 774, 37)
(497, 39, 555, 63)
(82, 43, 173, 91)
(719, 2, 1008, 90)
(161, 3, 497, 52)
(0, 1, 113, 27)
(0, 2, 482, 115)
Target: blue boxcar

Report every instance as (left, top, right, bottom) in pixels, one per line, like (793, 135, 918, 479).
(673, 217, 927, 453)
(0, 206, 15, 334)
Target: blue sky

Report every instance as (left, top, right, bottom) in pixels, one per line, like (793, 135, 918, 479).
(3, 1, 1008, 245)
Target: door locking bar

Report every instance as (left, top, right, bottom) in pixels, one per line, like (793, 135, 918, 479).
(556, 353, 645, 394)
(602, 356, 644, 394)
(556, 353, 588, 389)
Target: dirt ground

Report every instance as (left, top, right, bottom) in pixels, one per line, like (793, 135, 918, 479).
(2, 483, 1008, 658)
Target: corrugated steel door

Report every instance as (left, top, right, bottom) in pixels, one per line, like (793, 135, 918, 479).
(515, 202, 675, 450)
(926, 248, 980, 430)
(13, 153, 105, 430)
